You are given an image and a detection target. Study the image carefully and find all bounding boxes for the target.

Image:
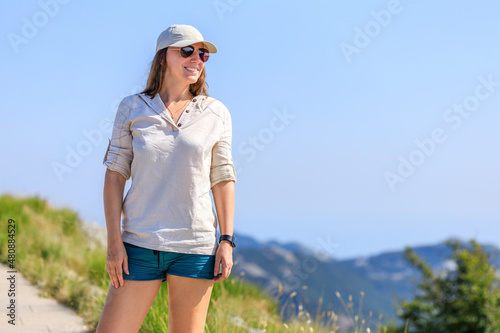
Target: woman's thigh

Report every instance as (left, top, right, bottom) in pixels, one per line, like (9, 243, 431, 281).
(166, 274, 214, 333)
(96, 279, 162, 333)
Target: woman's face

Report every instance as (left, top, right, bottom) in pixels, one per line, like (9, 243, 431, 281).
(165, 42, 206, 86)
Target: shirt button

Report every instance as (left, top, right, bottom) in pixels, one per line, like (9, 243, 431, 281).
(192, 98, 197, 102)
(178, 123, 182, 127)
(185, 110, 190, 113)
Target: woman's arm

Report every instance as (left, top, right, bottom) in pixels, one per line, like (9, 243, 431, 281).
(103, 168, 129, 288)
(211, 180, 235, 282)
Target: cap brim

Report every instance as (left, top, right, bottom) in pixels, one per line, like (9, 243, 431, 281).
(169, 40, 217, 53)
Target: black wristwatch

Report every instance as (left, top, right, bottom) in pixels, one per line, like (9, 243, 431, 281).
(219, 234, 236, 248)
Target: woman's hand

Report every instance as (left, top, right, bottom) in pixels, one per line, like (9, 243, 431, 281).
(106, 241, 129, 288)
(213, 241, 233, 282)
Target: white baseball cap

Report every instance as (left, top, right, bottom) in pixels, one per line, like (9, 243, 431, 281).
(156, 24, 217, 54)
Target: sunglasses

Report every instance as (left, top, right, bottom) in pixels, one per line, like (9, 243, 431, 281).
(174, 45, 210, 63)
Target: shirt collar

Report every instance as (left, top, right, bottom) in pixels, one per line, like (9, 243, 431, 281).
(138, 92, 167, 116)
(138, 92, 205, 114)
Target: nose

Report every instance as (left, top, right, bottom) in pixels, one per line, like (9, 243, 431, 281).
(189, 51, 202, 64)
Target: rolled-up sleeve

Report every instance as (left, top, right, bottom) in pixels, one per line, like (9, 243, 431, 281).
(210, 105, 237, 188)
(103, 98, 133, 180)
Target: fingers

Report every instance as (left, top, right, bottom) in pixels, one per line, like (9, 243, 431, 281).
(106, 245, 128, 288)
(213, 260, 222, 282)
(213, 250, 221, 277)
(106, 260, 124, 288)
(220, 261, 231, 279)
(123, 255, 129, 275)
(116, 261, 124, 287)
(213, 272, 224, 282)
(213, 262, 221, 277)
(106, 261, 118, 288)
(213, 262, 231, 282)
(114, 255, 129, 288)
(213, 250, 233, 282)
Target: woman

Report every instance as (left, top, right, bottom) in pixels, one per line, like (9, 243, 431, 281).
(96, 24, 237, 333)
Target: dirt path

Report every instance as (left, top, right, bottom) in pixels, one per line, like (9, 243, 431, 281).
(0, 262, 91, 332)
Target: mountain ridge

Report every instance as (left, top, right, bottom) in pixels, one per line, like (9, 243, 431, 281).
(232, 233, 500, 322)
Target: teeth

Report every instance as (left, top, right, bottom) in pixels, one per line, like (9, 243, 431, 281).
(185, 67, 198, 73)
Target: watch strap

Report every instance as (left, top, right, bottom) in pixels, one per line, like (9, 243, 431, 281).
(219, 234, 236, 248)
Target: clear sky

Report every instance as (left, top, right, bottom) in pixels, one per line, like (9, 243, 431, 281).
(1, 0, 499, 259)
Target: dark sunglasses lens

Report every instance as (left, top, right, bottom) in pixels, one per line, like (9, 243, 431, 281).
(179, 46, 209, 62)
(198, 48, 210, 62)
(179, 46, 195, 58)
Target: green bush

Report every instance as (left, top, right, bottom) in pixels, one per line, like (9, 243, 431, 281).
(393, 240, 500, 333)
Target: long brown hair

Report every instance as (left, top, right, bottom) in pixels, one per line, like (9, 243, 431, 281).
(141, 48, 209, 98)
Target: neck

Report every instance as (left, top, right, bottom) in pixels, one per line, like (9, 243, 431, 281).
(159, 80, 192, 105)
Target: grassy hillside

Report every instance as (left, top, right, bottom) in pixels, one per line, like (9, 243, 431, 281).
(0, 194, 389, 332)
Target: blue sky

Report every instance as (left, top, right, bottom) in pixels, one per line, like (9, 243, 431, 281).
(1, 0, 499, 259)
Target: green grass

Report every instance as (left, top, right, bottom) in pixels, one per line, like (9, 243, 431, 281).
(0, 193, 390, 332)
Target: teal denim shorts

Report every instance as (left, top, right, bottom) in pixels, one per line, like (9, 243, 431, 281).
(123, 242, 216, 281)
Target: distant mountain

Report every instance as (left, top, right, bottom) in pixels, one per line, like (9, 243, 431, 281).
(232, 234, 500, 323)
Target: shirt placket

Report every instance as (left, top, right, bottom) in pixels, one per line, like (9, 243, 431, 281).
(175, 98, 198, 129)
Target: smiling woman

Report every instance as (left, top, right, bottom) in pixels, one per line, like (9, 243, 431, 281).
(96, 24, 237, 333)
